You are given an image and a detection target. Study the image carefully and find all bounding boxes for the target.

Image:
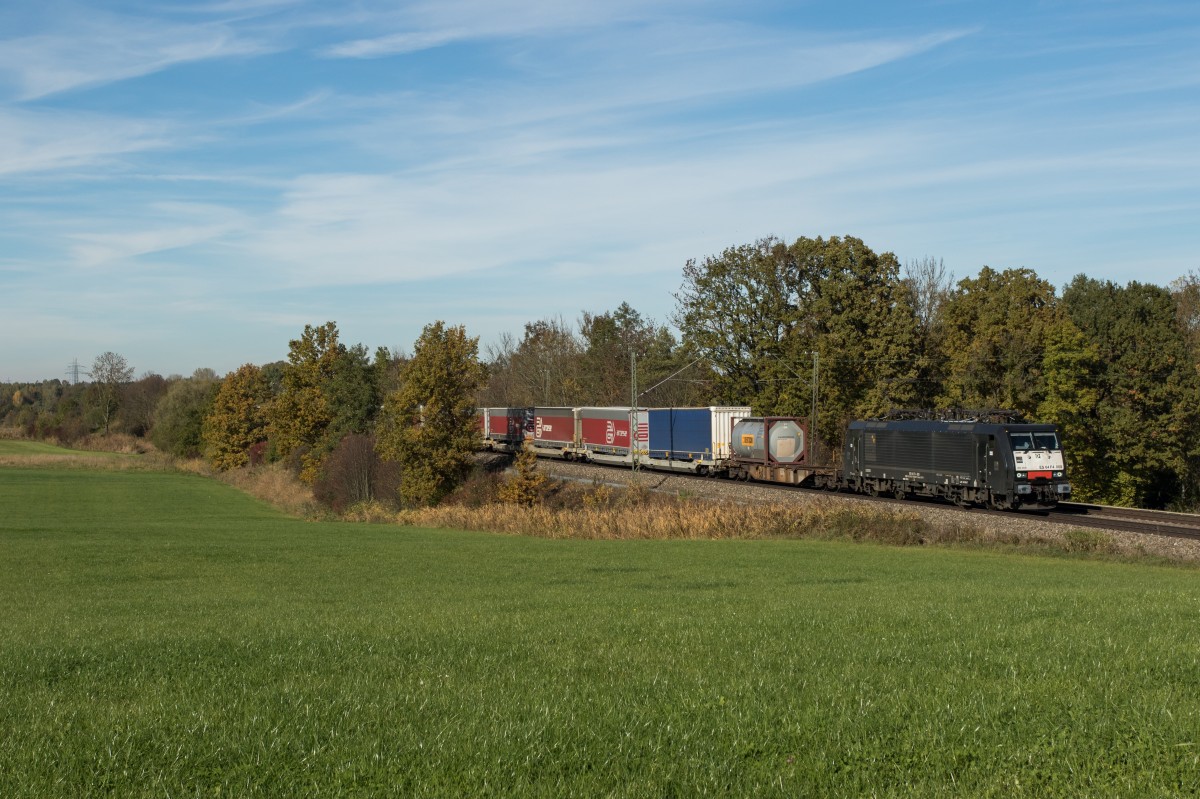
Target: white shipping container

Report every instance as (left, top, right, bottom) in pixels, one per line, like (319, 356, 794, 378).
(709, 406, 752, 459)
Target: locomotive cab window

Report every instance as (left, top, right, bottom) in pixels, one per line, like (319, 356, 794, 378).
(1033, 432, 1060, 451)
(1010, 432, 1060, 451)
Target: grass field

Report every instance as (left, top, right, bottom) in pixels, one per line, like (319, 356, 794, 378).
(2, 466, 1200, 797)
(0, 438, 142, 469)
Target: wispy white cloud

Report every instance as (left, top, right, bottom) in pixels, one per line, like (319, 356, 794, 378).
(0, 10, 272, 100)
(322, 0, 664, 58)
(2, 0, 1198, 382)
(0, 107, 173, 175)
(65, 203, 248, 267)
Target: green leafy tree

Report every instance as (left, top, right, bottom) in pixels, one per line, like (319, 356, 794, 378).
(674, 237, 797, 410)
(1063, 277, 1200, 508)
(1037, 321, 1105, 500)
(202, 364, 272, 470)
(376, 322, 488, 507)
(675, 235, 921, 449)
(150, 371, 219, 457)
(936, 267, 1063, 416)
(795, 236, 921, 441)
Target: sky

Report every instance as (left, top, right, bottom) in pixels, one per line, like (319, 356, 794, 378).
(1, 0, 1198, 382)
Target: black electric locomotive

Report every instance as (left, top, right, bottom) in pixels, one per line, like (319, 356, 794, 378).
(842, 417, 1071, 509)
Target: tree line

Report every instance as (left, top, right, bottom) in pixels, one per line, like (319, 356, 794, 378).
(4, 235, 1198, 510)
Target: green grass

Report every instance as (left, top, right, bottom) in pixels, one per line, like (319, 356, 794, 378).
(0, 438, 137, 463)
(0, 439, 84, 456)
(2, 467, 1200, 797)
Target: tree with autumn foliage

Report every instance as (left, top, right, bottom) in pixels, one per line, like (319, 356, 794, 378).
(498, 440, 547, 507)
(268, 322, 380, 483)
(375, 322, 487, 507)
(202, 364, 272, 470)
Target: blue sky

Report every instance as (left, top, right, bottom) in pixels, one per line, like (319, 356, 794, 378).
(1, 1, 1197, 382)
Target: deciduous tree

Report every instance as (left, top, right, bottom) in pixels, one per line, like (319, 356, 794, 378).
(88, 351, 134, 435)
(498, 440, 547, 507)
(151, 371, 219, 457)
(936, 267, 1062, 416)
(376, 322, 487, 506)
(1062, 277, 1200, 508)
(579, 303, 690, 406)
(313, 433, 399, 511)
(202, 364, 271, 470)
(269, 322, 380, 482)
(675, 235, 921, 448)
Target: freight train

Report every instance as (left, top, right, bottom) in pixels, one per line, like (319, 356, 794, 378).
(478, 406, 1072, 511)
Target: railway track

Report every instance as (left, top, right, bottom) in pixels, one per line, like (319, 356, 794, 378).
(1045, 502, 1200, 541)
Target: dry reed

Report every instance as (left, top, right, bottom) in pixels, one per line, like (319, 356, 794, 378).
(373, 497, 955, 544)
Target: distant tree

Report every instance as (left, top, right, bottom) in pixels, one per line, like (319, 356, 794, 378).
(479, 332, 520, 407)
(202, 364, 271, 470)
(903, 256, 955, 336)
(326, 343, 381, 440)
(269, 323, 338, 480)
(578, 303, 690, 406)
(372, 345, 407, 398)
(150, 371, 219, 457)
(903, 256, 955, 408)
(88, 351, 134, 435)
(121, 372, 169, 437)
(674, 238, 796, 410)
(798, 236, 922, 434)
(376, 322, 488, 507)
(512, 318, 585, 405)
(268, 322, 383, 482)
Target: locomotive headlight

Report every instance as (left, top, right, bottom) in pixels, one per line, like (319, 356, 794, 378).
(1016, 472, 1026, 479)
(1054, 471, 1063, 477)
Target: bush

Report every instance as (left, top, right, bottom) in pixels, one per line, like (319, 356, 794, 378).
(313, 434, 400, 512)
(1063, 528, 1116, 554)
(498, 442, 547, 507)
(444, 470, 505, 508)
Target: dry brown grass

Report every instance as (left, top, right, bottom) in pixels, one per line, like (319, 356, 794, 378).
(76, 433, 154, 454)
(373, 494, 953, 543)
(210, 461, 317, 518)
(0, 453, 157, 470)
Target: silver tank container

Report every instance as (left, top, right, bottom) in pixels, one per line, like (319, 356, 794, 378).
(731, 417, 806, 463)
